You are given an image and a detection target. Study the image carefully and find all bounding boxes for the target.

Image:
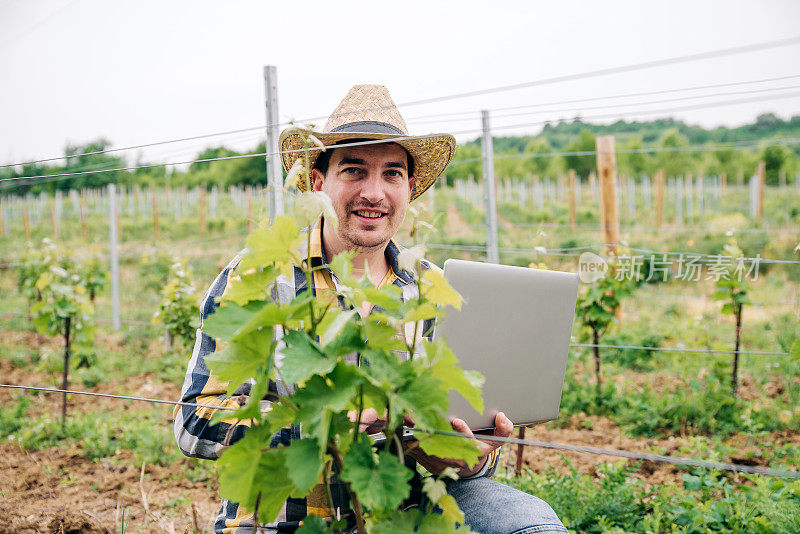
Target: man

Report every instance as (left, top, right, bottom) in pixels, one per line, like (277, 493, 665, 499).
(175, 85, 567, 533)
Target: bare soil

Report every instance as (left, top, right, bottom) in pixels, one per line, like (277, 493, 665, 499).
(0, 443, 219, 534)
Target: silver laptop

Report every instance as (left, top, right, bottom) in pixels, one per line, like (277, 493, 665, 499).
(432, 259, 579, 431)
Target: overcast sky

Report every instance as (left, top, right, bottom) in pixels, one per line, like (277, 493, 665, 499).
(1, 0, 799, 168)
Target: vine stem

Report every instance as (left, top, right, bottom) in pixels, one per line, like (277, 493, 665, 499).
(329, 443, 366, 534)
(323, 459, 336, 521)
(251, 491, 262, 534)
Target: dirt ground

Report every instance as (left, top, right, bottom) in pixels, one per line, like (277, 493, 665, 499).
(2, 329, 798, 532)
(3, 414, 797, 533)
(0, 443, 219, 534)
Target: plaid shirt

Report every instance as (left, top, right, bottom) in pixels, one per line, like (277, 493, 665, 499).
(174, 221, 499, 533)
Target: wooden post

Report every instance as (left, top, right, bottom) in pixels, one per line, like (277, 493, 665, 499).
(589, 171, 597, 201)
(51, 195, 59, 239)
(79, 190, 87, 239)
(685, 173, 693, 223)
(757, 161, 765, 222)
(655, 169, 665, 229)
(0, 199, 5, 238)
(246, 186, 254, 230)
(568, 169, 577, 229)
(133, 184, 141, 222)
(199, 187, 207, 234)
(596, 136, 619, 256)
(152, 188, 160, 239)
(720, 172, 727, 196)
(22, 202, 30, 240)
(514, 426, 526, 477)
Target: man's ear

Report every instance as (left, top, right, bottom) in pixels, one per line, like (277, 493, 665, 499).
(408, 175, 416, 195)
(311, 168, 325, 191)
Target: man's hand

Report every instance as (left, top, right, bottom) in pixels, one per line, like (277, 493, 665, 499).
(406, 412, 514, 478)
(347, 408, 386, 434)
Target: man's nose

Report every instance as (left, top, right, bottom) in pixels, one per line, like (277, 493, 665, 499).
(359, 172, 386, 203)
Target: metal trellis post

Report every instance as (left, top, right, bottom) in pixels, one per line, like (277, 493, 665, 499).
(481, 110, 500, 264)
(264, 65, 284, 223)
(108, 183, 121, 331)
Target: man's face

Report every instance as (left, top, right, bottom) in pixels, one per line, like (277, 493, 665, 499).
(312, 142, 414, 251)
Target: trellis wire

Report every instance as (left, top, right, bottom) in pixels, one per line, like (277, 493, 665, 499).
(7, 71, 798, 172)
(1, 383, 798, 480)
(403, 73, 800, 122)
(5, 97, 800, 189)
(424, 242, 800, 265)
(410, 83, 800, 125)
(0, 314, 788, 355)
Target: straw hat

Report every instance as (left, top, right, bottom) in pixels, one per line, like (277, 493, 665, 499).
(279, 85, 456, 202)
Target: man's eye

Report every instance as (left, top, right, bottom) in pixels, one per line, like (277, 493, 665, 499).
(343, 167, 362, 175)
(386, 170, 403, 178)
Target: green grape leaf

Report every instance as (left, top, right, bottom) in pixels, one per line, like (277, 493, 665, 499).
(203, 302, 260, 342)
(361, 350, 415, 392)
(319, 309, 358, 347)
(210, 371, 271, 425)
(216, 425, 295, 522)
(363, 321, 405, 352)
(340, 440, 412, 513)
(362, 285, 404, 313)
(205, 330, 275, 395)
(323, 321, 366, 358)
(421, 269, 463, 310)
(390, 368, 450, 431)
(263, 401, 299, 435)
(417, 511, 471, 533)
(296, 515, 330, 534)
(293, 363, 363, 443)
(402, 301, 442, 323)
(424, 340, 484, 414)
(329, 250, 358, 285)
(368, 509, 421, 533)
(280, 330, 336, 385)
(225, 266, 278, 306)
(285, 438, 327, 495)
(235, 297, 312, 340)
(294, 363, 363, 416)
(421, 476, 447, 504)
(437, 494, 465, 525)
(416, 432, 482, 468)
(239, 215, 302, 272)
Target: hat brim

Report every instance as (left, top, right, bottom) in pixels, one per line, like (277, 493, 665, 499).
(279, 128, 456, 202)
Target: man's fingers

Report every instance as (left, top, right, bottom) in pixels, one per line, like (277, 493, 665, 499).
(450, 418, 474, 438)
(494, 412, 514, 438)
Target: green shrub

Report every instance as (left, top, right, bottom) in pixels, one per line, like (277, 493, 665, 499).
(603, 331, 664, 370)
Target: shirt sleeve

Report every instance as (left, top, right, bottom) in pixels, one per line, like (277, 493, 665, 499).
(173, 255, 250, 460)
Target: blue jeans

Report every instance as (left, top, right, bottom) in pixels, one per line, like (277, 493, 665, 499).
(446, 477, 568, 534)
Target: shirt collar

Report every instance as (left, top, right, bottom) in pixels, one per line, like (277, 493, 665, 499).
(303, 217, 414, 284)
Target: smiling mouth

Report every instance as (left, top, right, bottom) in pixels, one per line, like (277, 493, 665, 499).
(353, 210, 386, 219)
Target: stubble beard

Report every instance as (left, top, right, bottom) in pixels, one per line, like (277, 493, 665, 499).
(339, 200, 398, 250)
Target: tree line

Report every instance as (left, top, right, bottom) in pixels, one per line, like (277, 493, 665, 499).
(2, 114, 798, 196)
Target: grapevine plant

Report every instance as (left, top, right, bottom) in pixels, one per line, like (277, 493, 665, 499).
(153, 261, 199, 348)
(202, 134, 485, 533)
(20, 239, 96, 428)
(575, 257, 637, 400)
(711, 241, 752, 395)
